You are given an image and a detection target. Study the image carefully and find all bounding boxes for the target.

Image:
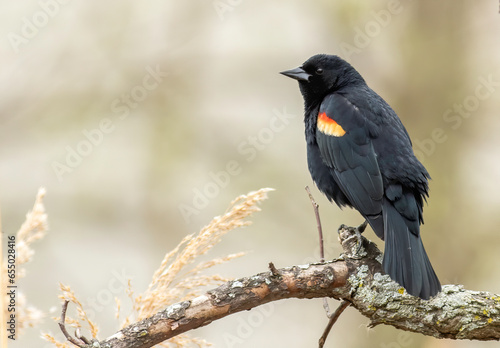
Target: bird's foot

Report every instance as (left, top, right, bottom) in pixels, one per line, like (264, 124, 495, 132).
(354, 220, 368, 254)
(338, 221, 368, 259)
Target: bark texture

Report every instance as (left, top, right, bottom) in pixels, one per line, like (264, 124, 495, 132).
(70, 225, 500, 347)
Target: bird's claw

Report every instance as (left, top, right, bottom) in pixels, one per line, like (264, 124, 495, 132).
(338, 221, 368, 259)
(354, 220, 368, 255)
(357, 220, 368, 233)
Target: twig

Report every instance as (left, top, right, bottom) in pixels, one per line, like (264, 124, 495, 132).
(268, 262, 280, 276)
(318, 300, 350, 348)
(58, 300, 86, 348)
(76, 327, 92, 345)
(305, 187, 350, 345)
(322, 298, 332, 316)
(305, 186, 324, 262)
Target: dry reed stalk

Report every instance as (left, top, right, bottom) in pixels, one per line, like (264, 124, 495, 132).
(48, 188, 272, 347)
(2, 187, 48, 344)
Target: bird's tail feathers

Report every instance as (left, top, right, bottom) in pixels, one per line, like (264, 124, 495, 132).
(382, 200, 441, 299)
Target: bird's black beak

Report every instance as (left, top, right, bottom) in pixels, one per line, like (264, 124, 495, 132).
(280, 67, 311, 82)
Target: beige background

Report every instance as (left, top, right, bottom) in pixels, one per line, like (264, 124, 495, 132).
(2, 1, 500, 347)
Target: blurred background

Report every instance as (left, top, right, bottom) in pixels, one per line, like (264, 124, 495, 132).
(2, 1, 500, 347)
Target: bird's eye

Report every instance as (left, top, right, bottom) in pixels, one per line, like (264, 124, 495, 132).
(315, 68, 323, 75)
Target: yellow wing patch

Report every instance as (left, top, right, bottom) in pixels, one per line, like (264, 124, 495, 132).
(317, 112, 346, 137)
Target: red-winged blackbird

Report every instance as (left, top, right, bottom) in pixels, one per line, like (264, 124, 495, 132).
(281, 54, 441, 299)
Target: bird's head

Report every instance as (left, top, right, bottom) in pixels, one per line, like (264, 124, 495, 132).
(281, 54, 365, 107)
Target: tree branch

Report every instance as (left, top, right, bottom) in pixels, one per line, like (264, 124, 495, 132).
(318, 300, 350, 347)
(67, 225, 500, 347)
(59, 300, 87, 348)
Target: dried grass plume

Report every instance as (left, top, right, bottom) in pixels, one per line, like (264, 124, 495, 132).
(48, 188, 273, 348)
(1, 187, 48, 345)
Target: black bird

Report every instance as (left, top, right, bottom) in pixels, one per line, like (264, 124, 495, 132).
(281, 54, 441, 299)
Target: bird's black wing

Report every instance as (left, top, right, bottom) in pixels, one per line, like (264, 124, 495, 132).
(315, 93, 384, 220)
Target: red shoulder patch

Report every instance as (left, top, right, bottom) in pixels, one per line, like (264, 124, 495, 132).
(317, 112, 346, 137)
